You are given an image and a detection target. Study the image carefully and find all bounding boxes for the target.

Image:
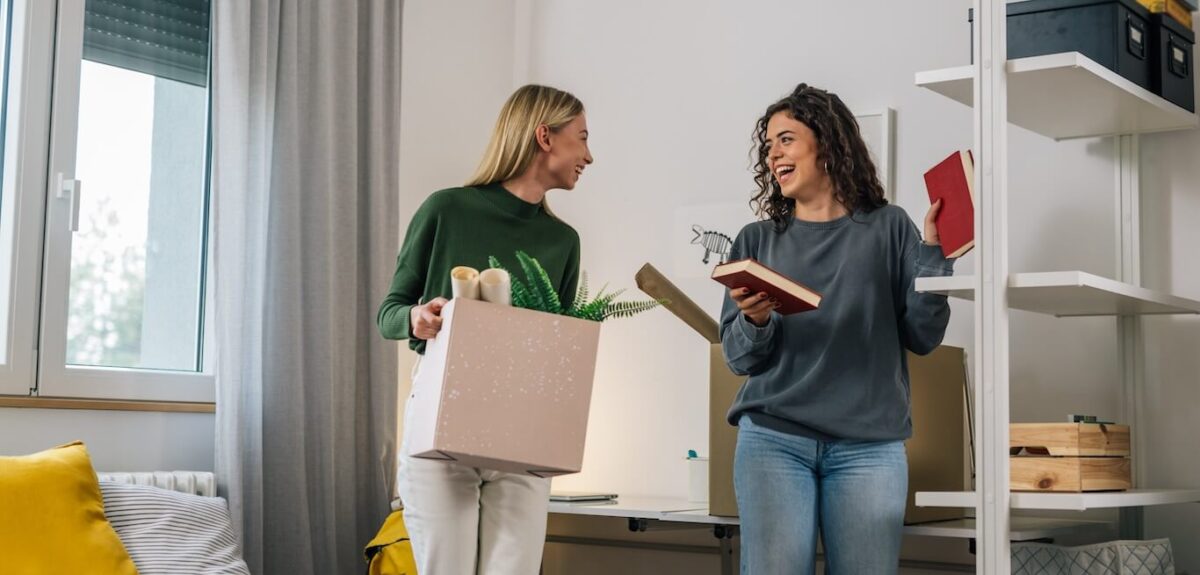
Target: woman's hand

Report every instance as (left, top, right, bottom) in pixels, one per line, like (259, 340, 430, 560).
(410, 297, 449, 340)
(731, 288, 775, 327)
(923, 199, 942, 246)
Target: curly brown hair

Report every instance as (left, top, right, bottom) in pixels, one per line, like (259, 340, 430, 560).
(751, 84, 887, 231)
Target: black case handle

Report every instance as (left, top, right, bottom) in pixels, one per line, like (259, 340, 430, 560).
(1168, 37, 1190, 78)
(1127, 16, 1146, 61)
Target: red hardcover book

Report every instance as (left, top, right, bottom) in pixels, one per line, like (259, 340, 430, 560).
(711, 258, 821, 315)
(923, 150, 976, 259)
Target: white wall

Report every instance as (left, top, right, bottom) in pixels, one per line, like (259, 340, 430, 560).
(399, 1, 1200, 571)
(1141, 125, 1200, 572)
(398, 0, 523, 226)
(0, 408, 214, 471)
(532, 0, 1120, 494)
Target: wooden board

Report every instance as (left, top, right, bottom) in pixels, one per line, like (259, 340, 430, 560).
(1010, 423, 1130, 457)
(1011, 457, 1131, 492)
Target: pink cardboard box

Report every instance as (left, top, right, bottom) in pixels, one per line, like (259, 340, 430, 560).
(406, 297, 602, 477)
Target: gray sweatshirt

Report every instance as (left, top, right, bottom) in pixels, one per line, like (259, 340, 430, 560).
(720, 205, 954, 441)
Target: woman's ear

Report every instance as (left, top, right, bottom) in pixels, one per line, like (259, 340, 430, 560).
(535, 124, 552, 152)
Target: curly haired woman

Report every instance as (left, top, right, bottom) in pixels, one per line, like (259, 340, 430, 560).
(720, 83, 956, 574)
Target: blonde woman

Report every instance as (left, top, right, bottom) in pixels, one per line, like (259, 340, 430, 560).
(377, 84, 592, 574)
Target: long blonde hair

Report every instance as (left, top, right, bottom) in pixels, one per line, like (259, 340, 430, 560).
(466, 84, 585, 187)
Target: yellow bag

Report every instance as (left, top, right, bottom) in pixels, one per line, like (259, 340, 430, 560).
(364, 510, 417, 575)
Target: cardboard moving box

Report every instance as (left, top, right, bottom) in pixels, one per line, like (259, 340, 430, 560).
(406, 297, 601, 477)
(904, 344, 970, 524)
(637, 263, 968, 521)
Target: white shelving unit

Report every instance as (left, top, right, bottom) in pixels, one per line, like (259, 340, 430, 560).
(914, 3, 1200, 573)
(915, 52, 1200, 141)
(917, 489, 1200, 511)
(903, 517, 1110, 540)
(916, 271, 1200, 316)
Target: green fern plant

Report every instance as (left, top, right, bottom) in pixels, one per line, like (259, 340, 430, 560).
(489, 251, 666, 322)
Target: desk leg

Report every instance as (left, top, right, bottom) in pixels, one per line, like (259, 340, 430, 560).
(714, 525, 738, 575)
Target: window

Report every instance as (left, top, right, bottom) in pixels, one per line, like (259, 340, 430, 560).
(1, 0, 213, 402)
(0, 0, 51, 396)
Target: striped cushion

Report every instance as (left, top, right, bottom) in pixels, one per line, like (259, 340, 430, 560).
(100, 481, 250, 575)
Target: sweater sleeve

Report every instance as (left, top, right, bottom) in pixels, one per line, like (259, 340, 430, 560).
(377, 198, 439, 340)
(719, 226, 782, 375)
(898, 216, 955, 355)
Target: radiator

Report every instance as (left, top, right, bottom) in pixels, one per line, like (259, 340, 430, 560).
(97, 471, 217, 497)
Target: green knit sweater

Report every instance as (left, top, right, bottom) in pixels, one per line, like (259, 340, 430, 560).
(377, 183, 581, 353)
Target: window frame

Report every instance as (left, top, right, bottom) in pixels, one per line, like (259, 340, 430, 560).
(31, 0, 214, 402)
(0, 0, 52, 396)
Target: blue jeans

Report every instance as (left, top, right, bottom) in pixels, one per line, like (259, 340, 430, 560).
(734, 415, 908, 575)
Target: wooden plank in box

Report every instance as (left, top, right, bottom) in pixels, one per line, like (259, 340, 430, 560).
(407, 298, 601, 477)
(1010, 423, 1130, 457)
(1010, 456, 1132, 492)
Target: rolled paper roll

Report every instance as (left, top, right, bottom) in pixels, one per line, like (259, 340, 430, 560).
(479, 268, 512, 306)
(450, 266, 480, 300)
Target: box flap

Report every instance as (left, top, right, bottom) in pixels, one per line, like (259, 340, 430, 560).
(635, 263, 720, 344)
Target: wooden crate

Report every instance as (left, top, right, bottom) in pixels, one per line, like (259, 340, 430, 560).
(1010, 423, 1130, 457)
(1010, 456, 1131, 492)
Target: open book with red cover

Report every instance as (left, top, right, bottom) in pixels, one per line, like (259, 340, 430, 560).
(923, 150, 975, 259)
(711, 258, 821, 315)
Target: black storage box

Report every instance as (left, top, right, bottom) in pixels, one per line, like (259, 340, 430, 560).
(970, 0, 1154, 91)
(1150, 13, 1195, 111)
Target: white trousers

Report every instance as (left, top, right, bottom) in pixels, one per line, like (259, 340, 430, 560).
(397, 360, 551, 575)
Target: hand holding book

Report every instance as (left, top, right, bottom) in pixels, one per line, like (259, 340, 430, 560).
(712, 258, 822, 322)
(923, 198, 943, 247)
(730, 287, 776, 326)
(923, 150, 975, 258)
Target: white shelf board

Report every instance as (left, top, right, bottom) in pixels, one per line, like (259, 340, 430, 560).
(903, 517, 1109, 541)
(915, 52, 1199, 140)
(917, 489, 1200, 511)
(915, 271, 1200, 317)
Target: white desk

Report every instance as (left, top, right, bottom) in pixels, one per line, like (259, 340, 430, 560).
(548, 497, 738, 575)
(547, 496, 705, 520)
(549, 498, 1110, 574)
(552, 501, 1104, 542)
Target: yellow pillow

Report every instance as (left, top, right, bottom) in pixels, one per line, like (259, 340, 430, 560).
(0, 441, 138, 575)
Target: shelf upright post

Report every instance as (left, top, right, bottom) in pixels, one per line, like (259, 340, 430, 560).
(1115, 133, 1146, 539)
(974, 0, 1012, 572)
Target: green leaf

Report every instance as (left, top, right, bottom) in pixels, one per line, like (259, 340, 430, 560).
(572, 271, 589, 312)
(516, 250, 561, 314)
(510, 276, 533, 309)
(602, 298, 668, 320)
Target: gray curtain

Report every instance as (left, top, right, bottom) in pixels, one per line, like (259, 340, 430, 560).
(211, 2, 402, 573)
